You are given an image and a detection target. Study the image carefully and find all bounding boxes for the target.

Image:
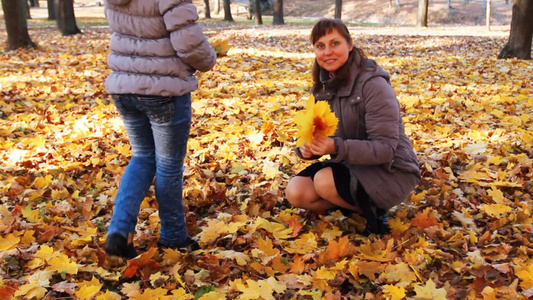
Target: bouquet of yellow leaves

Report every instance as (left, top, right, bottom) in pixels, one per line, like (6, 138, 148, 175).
(294, 96, 339, 147)
(208, 36, 232, 57)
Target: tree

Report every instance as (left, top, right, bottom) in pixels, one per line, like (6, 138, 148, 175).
(56, 0, 81, 35)
(204, 0, 211, 18)
(223, 0, 233, 21)
(417, 0, 428, 27)
(272, 0, 283, 25)
(48, 0, 56, 20)
(335, 0, 342, 19)
(498, 0, 533, 59)
(254, 0, 263, 25)
(1, 0, 37, 50)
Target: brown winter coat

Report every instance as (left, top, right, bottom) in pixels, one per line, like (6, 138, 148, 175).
(312, 53, 421, 210)
(104, 0, 216, 96)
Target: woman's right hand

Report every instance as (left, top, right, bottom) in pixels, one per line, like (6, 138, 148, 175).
(299, 144, 314, 159)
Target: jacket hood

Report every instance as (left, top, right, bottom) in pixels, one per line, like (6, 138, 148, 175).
(107, 0, 131, 6)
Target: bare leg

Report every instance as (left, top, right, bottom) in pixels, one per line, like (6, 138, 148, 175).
(313, 167, 362, 213)
(285, 176, 338, 213)
(285, 167, 361, 214)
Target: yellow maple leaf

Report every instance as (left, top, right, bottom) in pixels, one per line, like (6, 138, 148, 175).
(198, 291, 226, 300)
(383, 262, 417, 284)
(255, 217, 293, 239)
(216, 250, 250, 266)
(480, 203, 512, 217)
(13, 281, 47, 299)
(46, 254, 79, 274)
(265, 277, 287, 294)
(382, 285, 406, 300)
(96, 290, 122, 300)
(76, 277, 102, 300)
(236, 279, 275, 300)
(515, 263, 533, 289)
(255, 237, 279, 257)
(294, 96, 338, 147)
(0, 233, 20, 251)
(285, 232, 318, 254)
(208, 36, 232, 57)
(32, 175, 53, 188)
(199, 219, 228, 243)
(413, 278, 447, 300)
(315, 266, 336, 280)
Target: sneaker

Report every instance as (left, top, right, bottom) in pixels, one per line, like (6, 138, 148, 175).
(105, 233, 138, 259)
(158, 236, 200, 252)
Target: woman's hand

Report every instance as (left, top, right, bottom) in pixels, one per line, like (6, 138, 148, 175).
(309, 136, 336, 156)
(299, 144, 314, 159)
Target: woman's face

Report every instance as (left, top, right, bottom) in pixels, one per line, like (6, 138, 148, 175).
(313, 28, 353, 73)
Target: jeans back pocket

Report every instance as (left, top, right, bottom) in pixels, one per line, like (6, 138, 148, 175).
(138, 96, 175, 124)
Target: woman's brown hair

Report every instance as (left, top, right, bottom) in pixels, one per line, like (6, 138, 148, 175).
(310, 19, 373, 90)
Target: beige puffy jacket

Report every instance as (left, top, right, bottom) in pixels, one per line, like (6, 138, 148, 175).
(104, 0, 216, 96)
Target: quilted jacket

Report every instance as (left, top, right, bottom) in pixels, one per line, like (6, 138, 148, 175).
(104, 0, 216, 96)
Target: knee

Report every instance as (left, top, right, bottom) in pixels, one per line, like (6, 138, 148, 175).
(285, 178, 308, 207)
(313, 169, 336, 199)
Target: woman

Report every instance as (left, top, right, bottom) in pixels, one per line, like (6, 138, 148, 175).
(104, 0, 216, 258)
(285, 19, 420, 235)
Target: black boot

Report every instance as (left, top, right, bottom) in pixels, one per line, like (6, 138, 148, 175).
(105, 233, 138, 259)
(158, 236, 200, 252)
(356, 185, 390, 236)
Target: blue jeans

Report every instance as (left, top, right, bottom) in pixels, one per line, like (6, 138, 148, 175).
(108, 93, 192, 247)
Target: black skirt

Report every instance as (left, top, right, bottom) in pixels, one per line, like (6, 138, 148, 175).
(295, 161, 356, 206)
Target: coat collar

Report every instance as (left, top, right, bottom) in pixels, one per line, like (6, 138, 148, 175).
(336, 53, 363, 97)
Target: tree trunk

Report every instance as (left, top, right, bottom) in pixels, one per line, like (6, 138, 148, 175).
(272, 0, 284, 25)
(29, 0, 39, 7)
(223, 0, 233, 21)
(57, 0, 81, 35)
(447, 0, 452, 9)
(254, 0, 262, 25)
(417, 0, 428, 27)
(48, 0, 56, 20)
(335, 0, 342, 19)
(498, 0, 533, 59)
(25, 0, 31, 19)
(1, 0, 37, 50)
(203, 0, 211, 18)
(247, 0, 252, 20)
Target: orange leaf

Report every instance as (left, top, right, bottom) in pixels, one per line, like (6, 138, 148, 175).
(411, 209, 438, 229)
(327, 236, 356, 261)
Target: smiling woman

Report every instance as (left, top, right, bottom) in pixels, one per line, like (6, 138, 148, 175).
(285, 18, 421, 236)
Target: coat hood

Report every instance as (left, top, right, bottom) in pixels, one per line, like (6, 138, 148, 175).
(107, 0, 130, 6)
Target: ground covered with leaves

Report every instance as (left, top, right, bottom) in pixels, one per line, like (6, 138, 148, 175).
(0, 25, 532, 299)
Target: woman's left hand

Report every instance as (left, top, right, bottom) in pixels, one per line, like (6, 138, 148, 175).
(309, 136, 336, 156)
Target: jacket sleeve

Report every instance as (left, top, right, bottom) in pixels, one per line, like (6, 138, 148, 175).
(333, 77, 400, 166)
(159, 0, 216, 72)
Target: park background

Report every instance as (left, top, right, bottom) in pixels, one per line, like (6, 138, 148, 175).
(0, 0, 532, 299)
